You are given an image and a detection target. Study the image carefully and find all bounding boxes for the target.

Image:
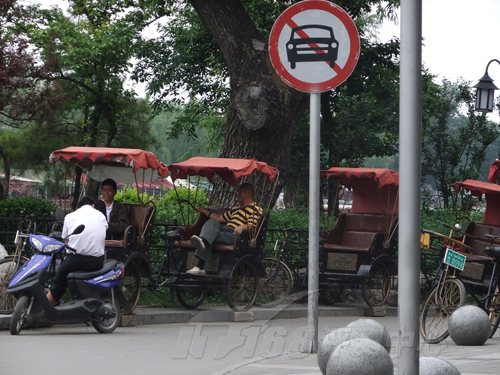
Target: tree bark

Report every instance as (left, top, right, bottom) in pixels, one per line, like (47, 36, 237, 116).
(0, 144, 10, 200)
(190, 0, 308, 207)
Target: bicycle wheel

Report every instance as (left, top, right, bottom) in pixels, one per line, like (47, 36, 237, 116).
(489, 293, 500, 338)
(175, 286, 206, 309)
(225, 261, 259, 312)
(421, 278, 466, 344)
(362, 262, 391, 307)
(254, 258, 293, 308)
(386, 274, 398, 307)
(121, 261, 142, 310)
(0, 258, 27, 314)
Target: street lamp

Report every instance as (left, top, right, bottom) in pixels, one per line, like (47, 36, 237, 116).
(474, 59, 500, 112)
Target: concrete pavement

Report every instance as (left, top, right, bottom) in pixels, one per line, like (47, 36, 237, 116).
(2, 303, 500, 374)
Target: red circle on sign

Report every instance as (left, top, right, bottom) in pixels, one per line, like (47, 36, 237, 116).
(269, 0, 360, 93)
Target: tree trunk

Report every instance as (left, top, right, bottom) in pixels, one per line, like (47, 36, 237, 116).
(190, 0, 308, 207)
(0, 144, 11, 200)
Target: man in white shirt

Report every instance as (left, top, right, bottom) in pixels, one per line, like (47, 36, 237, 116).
(46, 196, 108, 306)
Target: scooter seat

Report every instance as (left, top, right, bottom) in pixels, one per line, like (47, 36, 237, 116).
(67, 259, 118, 280)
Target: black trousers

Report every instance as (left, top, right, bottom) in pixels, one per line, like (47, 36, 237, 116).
(49, 253, 104, 301)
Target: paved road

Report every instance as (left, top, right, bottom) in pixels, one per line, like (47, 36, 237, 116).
(1, 311, 500, 375)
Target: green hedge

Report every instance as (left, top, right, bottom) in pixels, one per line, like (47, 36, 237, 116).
(0, 197, 56, 219)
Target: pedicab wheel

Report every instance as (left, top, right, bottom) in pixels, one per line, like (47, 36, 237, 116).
(0, 257, 28, 314)
(10, 294, 31, 335)
(489, 294, 500, 338)
(92, 294, 121, 334)
(385, 274, 398, 307)
(175, 286, 206, 309)
(420, 278, 466, 344)
(225, 261, 259, 312)
(121, 261, 142, 310)
(254, 258, 293, 308)
(361, 261, 391, 307)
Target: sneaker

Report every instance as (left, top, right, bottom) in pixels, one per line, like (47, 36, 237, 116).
(190, 235, 206, 252)
(186, 266, 206, 275)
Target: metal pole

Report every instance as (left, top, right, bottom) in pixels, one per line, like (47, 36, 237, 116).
(307, 92, 320, 353)
(398, 0, 422, 374)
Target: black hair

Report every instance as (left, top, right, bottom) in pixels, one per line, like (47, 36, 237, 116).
(239, 183, 255, 199)
(77, 196, 95, 209)
(101, 178, 117, 191)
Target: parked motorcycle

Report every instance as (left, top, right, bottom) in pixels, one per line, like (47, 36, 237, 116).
(7, 225, 124, 335)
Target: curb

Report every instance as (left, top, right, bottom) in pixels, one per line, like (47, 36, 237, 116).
(0, 304, 397, 330)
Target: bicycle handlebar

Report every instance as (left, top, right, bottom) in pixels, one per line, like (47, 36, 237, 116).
(441, 223, 476, 240)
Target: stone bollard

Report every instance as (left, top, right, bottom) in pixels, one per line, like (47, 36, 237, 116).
(0, 244, 7, 261)
(449, 305, 490, 346)
(346, 318, 392, 352)
(326, 338, 393, 375)
(317, 327, 363, 375)
(420, 357, 461, 375)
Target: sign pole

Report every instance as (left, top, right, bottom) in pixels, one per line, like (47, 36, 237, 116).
(398, 0, 422, 374)
(307, 92, 321, 353)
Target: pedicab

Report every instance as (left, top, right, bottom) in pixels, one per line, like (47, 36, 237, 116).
(318, 167, 399, 306)
(48, 146, 169, 312)
(419, 177, 500, 343)
(147, 156, 279, 312)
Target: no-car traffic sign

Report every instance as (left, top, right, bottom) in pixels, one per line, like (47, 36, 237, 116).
(269, 0, 360, 93)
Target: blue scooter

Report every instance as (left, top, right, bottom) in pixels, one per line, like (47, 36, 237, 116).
(7, 225, 124, 335)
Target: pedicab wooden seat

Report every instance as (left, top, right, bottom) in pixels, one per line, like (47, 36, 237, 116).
(104, 203, 155, 254)
(321, 213, 398, 253)
(178, 208, 269, 253)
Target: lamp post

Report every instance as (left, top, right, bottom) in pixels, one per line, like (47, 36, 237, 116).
(473, 59, 500, 112)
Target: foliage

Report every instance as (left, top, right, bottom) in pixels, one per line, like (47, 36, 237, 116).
(0, 197, 56, 219)
(115, 187, 150, 204)
(154, 188, 208, 226)
(421, 77, 499, 209)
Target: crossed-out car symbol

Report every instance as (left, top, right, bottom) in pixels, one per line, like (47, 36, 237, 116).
(286, 24, 339, 69)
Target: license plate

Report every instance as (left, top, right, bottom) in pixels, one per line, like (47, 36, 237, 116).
(444, 248, 466, 271)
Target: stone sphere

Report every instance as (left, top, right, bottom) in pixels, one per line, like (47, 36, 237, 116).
(326, 338, 394, 375)
(449, 305, 490, 346)
(420, 357, 461, 375)
(317, 327, 363, 375)
(346, 318, 392, 352)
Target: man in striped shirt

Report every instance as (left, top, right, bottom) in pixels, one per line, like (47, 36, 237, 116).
(186, 183, 262, 275)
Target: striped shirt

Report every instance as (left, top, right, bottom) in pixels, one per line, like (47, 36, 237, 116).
(223, 203, 262, 229)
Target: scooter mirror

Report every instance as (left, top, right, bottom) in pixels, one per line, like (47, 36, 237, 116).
(72, 224, 85, 235)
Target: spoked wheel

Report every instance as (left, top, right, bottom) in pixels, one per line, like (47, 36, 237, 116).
(386, 274, 398, 307)
(362, 262, 391, 307)
(254, 259, 293, 308)
(10, 294, 31, 335)
(421, 278, 466, 344)
(92, 294, 121, 334)
(175, 286, 206, 309)
(489, 293, 500, 338)
(0, 258, 27, 314)
(121, 261, 142, 310)
(225, 261, 259, 312)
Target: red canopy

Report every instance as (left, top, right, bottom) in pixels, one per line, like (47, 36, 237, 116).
(49, 147, 169, 183)
(169, 157, 279, 186)
(488, 160, 500, 184)
(320, 168, 399, 189)
(320, 168, 399, 214)
(454, 179, 500, 196)
(455, 179, 500, 225)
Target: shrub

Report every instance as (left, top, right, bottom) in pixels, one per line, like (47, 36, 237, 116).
(0, 197, 56, 219)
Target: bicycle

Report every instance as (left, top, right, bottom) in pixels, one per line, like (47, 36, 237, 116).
(253, 227, 297, 308)
(0, 211, 36, 314)
(420, 228, 500, 344)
